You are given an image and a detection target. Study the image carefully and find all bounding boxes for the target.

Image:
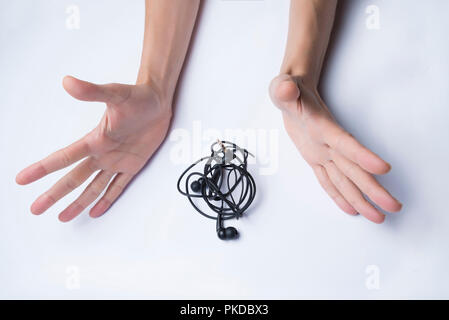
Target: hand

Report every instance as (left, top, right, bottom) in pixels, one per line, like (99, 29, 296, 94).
(270, 74, 402, 223)
(16, 75, 172, 222)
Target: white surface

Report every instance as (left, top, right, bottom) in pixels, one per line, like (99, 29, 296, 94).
(1, 0, 449, 299)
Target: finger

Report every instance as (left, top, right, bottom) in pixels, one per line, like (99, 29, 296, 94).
(324, 160, 386, 224)
(62, 75, 131, 105)
(58, 170, 115, 222)
(30, 158, 98, 215)
(16, 137, 90, 185)
(323, 123, 390, 175)
(331, 150, 402, 213)
(89, 173, 134, 218)
(313, 165, 358, 215)
(269, 74, 301, 110)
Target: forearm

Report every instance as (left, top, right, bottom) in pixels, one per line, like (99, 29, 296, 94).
(281, 0, 338, 88)
(137, 0, 200, 100)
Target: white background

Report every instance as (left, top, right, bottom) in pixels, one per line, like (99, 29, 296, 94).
(1, 0, 448, 299)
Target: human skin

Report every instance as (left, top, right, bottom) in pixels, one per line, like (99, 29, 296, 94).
(15, 0, 200, 222)
(269, 0, 402, 223)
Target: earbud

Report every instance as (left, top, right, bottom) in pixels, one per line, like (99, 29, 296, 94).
(217, 226, 238, 240)
(190, 165, 222, 198)
(216, 214, 239, 240)
(190, 178, 204, 193)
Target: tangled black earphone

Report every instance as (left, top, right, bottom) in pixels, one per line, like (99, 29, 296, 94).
(177, 140, 257, 240)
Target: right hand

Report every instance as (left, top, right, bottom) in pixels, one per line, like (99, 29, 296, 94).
(270, 74, 402, 223)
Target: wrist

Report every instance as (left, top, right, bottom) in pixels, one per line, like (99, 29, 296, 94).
(136, 66, 175, 106)
(280, 61, 320, 91)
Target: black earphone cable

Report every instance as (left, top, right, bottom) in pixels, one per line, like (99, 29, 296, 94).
(177, 141, 256, 239)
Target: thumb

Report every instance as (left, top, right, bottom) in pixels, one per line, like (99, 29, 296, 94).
(62, 75, 130, 105)
(269, 74, 301, 106)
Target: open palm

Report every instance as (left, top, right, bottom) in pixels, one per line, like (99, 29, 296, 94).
(16, 76, 172, 222)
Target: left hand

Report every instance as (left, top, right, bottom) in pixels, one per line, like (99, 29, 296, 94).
(16, 75, 172, 222)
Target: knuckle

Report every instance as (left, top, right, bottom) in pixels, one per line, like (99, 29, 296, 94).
(107, 184, 123, 198)
(327, 148, 336, 160)
(60, 149, 71, 167)
(323, 159, 334, 168)
(88, 185, 102, 197)
(87, 174, 111, 196)
(102, 197, 112, 208)
(364, 185, 379, 199)
(44, 192, 56, 205)
(38, 160, 49, 174)
(346, 164, 358, 178)
(334, 133, 346, 149)
(114, 183, 125, 192)
(348, 197, 360, 208)
(329, 191, 340, 201)
(335, 130, 353, 150)
(65, 177, 78, 190)
(72, 199, 86, 211)
(335, 176, 344, 188)
(364, 187, 376, 199)
(313, 165, 324, 176)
